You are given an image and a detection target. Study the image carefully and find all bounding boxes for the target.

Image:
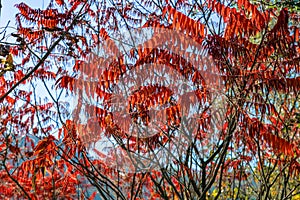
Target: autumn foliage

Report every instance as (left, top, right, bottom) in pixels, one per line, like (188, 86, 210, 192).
(0, 0, 300, 199)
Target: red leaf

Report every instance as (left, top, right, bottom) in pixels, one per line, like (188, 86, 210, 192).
(88, 191, 97, 200)
(6, 96, 15, 104)
(56, 76, 75, 91)
(55, 0, 64, 6)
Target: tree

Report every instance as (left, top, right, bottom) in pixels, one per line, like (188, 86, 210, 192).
(0, 0, 299, 199)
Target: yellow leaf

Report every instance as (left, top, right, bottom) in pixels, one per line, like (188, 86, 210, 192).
(1, 54, 14, 67)
(211, 189, 218, 197)
(294, 194, 300, 200)
(4, 54, 15, 70)
(105, 114, 112, 125)
(6, 54, 13, 65)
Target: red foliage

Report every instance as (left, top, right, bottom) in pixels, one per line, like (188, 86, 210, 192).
(0, 0, 299, 199)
